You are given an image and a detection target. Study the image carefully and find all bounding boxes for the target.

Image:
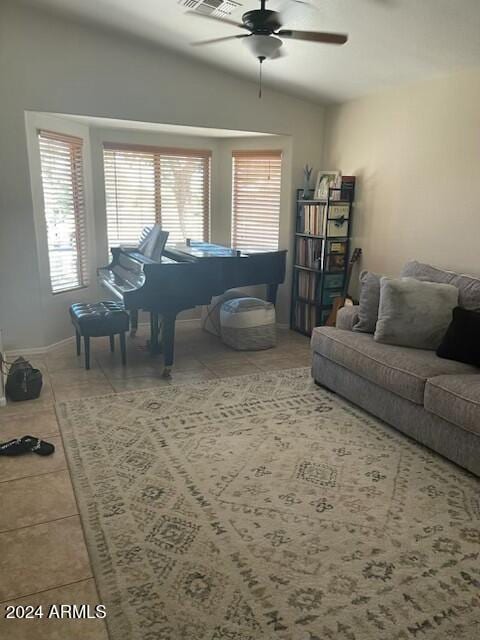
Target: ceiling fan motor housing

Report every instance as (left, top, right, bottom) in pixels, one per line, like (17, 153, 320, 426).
(242, 10, 282, 34)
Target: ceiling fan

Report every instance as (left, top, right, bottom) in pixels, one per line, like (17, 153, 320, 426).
(188, 0, 348, 63)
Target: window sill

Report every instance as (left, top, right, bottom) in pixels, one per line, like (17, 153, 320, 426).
(51, 284, 89, 296)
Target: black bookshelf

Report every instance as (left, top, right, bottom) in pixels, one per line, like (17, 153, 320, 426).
(290, 182, 355, 336)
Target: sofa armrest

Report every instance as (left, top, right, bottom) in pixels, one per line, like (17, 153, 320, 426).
(336, 305, 360, 331)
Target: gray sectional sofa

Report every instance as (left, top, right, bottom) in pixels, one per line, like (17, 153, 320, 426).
(311, 261, 480, 476)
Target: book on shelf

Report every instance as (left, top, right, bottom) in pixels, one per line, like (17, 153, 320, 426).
(293, 301, 317, 335)
(295, 236, 323, 269)
(340, 175, 356, 201)
(297, 270, 320, 303)
(330, 175, 356, 201)
(297, 203, 326, 235)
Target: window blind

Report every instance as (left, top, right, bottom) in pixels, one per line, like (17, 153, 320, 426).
(232, 150, 282, 253)
(103, 144, 211, 248)
(38, 130, 89, 294)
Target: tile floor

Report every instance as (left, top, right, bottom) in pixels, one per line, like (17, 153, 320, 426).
(0, 323, 310, 638)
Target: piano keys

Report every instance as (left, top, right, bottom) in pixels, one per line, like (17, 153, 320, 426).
(98, 239, 286, 377)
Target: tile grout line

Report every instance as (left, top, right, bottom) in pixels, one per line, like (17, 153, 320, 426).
(0, 465, 69, 485)
(0, 513, 80, 534)
(0, 511, 80, 536)
(0, 576, 96, 606)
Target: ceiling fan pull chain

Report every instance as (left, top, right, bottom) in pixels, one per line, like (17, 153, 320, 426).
(258, 56, 265, 99)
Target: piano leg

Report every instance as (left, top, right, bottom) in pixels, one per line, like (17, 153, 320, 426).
(130, 310, 138, 338)
(266, 283, 279, 304)
(161, 312, 177, 378)
(149, 312, 161, 354)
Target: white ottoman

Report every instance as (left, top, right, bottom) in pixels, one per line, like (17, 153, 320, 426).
(220, 298, 276, 351)
(201, 289, 248, 337)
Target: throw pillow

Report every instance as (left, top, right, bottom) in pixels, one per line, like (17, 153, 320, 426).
(401, 260, 480, 311)
(437, 307, 480, 367)
(374, 277, 458, 350)
(353, 270, 381, 334)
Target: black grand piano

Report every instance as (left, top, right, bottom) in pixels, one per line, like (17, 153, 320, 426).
(98, 235, 286, 376)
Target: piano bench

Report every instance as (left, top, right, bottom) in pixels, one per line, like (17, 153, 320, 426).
(69, 302, 130, 370)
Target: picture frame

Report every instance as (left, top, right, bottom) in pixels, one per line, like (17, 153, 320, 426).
(314, 171, 340, 200)
(326, 253, 346, 272)
(328, 240, 347, 254)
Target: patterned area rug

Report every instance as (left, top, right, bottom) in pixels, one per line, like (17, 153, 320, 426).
(57, 368, 480, 640)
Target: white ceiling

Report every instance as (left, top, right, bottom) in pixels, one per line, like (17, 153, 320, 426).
(26, 0, 480, 103)
(51, 114, 276, 138)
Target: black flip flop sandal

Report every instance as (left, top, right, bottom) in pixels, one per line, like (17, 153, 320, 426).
(21, 436, 55, 456)
(0, 438, 34, 456)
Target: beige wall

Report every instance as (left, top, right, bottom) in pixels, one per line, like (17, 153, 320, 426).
(323, 68, 480, 296)
(0, 1, 325, 350)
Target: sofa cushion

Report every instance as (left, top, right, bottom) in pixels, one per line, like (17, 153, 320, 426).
(336, 305, 360, 331)
(311, 326, 477, 404)
(353, 271, 381, 334)
(401, 260, 480, 311)
(374, 277, 458, 350)
(425, 375, 480, 436)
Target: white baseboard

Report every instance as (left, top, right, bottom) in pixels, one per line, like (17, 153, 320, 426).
(5, 317, 292, 358)
(5, 335, 75, 358)
(5, 317, 203, 357)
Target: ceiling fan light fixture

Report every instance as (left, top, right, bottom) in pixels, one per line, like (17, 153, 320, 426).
(242, 34, 282, 59)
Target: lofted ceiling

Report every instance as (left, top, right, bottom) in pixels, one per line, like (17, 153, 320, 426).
(23, 0, 480, 103)
(51, 114, 277, 137)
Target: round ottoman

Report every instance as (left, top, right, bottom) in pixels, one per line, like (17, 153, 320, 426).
(220, 297, 276, 351)
(201, 289, 248, 337)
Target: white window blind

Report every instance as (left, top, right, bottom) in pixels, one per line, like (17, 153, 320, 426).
(232, 150, 282, 253)
(38, 130, 89, 294)
(103, 144, 211, 248)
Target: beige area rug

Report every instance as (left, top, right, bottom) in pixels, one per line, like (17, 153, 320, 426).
(57, 368, 480, 640)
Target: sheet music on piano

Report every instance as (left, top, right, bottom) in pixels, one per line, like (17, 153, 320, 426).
(137, 224, 169, 261)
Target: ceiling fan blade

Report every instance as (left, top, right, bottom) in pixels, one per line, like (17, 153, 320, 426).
(185, 10, 247, 30)
(191, 34, 249, 46)
(278, 30, 348, 45)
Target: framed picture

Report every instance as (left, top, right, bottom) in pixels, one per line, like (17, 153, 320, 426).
(328, 240, 347, 254)
(314, 171, 340, 200)
(326, 254, 346, 272)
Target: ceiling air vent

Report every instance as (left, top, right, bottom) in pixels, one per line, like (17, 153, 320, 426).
(179, 0, 242, 18)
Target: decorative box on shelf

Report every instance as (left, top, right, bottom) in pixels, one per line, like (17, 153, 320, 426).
(290, 179, 355, 336)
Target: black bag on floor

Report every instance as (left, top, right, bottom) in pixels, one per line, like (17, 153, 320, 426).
(5, 357, 43, 402)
